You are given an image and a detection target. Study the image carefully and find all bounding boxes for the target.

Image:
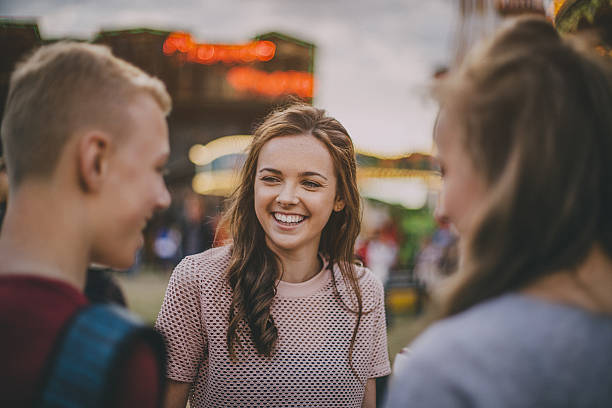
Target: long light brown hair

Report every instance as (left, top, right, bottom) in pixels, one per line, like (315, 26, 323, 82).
(434, 16, 612, 317)
(222, 103, 365, 373)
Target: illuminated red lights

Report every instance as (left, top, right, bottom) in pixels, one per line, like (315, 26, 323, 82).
(163, 32, 276, 64)
(227, 66, 314, 98)
(163, 31, 314, 98)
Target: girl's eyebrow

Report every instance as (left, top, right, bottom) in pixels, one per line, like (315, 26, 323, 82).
(258, 168, 328, 181)
(258, 167, 281, 175)
(300, 171, 328, 181)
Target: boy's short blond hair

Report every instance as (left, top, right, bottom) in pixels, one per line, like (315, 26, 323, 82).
(1, 41, 171, 186)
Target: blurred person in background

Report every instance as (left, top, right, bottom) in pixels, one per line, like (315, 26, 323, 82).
(0, 41, 171, 407)
(180, 192, 214, 257)
(386, 16, 612, 407)
(156, 103, 390, 408)
(413, 228, 459, 292)
(365, 222, 399, 287)
(153, 213, 183, 270)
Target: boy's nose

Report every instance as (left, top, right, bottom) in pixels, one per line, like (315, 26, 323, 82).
(157, 185, 171, 210)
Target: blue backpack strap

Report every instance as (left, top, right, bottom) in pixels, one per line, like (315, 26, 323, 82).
(38, 304, 166, 408)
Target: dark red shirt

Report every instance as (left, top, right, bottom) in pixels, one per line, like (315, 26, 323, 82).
(0, 275, 161, 407)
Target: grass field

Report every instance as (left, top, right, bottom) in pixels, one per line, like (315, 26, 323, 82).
(116, 270, 427, 365)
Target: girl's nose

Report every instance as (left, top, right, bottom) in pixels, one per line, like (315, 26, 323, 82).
(276, 184, 299, 206)
(434, 192, 450, 228)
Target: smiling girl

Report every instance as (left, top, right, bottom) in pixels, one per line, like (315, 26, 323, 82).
(156, 104, 390, 408)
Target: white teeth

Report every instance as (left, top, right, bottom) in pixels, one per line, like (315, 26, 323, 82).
(274, 213, 305, 224)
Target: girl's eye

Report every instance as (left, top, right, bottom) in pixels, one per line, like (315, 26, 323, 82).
(432, 161, 443, 176)
(261, 176, 280, 183)
(302, 180, 321, 189)
(433, 162, 445, 178)
(157, 166, 170, 176)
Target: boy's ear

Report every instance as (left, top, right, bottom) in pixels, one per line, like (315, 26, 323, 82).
(77, 131, 112, 193)
(333, 196, 345, 212)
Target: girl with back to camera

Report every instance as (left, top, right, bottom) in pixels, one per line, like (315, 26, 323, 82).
(385, 16, 612, 407)
(157, 104, 391, 408)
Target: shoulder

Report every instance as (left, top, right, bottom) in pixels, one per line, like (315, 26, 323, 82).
(389, 294, 612, 406)
(184, 244, 232, 267)
(171, 245, 232, 284)
(414, 293, 612, 354)
(0, 275, 87, 326)
(0, 275, 86, 303)
(355, 264, 384, 299)
(396, 293, 612, 381)
(408, 295, 534, 359)
(331, 263, 384, 310)
(387, 299, 515, 407)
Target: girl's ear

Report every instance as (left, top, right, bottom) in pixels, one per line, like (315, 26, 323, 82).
(333, 196, 345, 212)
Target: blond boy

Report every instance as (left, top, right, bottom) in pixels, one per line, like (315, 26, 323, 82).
(0, 42, 171, 407)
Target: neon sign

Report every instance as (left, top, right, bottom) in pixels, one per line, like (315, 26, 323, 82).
(163, 32, 276, 64)
(226, 66, 314, 98)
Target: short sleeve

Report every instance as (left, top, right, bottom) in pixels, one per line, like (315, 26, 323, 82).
(368, 281, 392, 378)
(155, 256, 206, 382)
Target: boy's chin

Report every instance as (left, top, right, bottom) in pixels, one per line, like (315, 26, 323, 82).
(91, 252, 137, 272)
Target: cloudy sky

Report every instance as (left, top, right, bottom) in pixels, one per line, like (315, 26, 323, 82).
(1, 0, 456, 156)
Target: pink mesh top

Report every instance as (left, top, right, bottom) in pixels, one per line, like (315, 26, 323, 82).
(156, 245, 391, 407)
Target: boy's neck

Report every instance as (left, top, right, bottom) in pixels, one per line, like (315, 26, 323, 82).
(0, 185, 89, 290)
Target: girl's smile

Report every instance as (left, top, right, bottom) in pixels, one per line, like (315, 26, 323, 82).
(272, 212, 307, 226)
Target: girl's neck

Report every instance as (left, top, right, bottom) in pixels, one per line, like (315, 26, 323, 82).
(523, 244, 612, 315)
(268, 243, 323, 283)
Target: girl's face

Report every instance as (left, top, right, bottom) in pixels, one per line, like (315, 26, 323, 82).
(434, 110, 486, 237)
(254, 134, 345, 258)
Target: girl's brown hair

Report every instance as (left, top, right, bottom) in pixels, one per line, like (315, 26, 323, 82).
(435, 16, 612, 317)
(222, 103, 365, 375)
